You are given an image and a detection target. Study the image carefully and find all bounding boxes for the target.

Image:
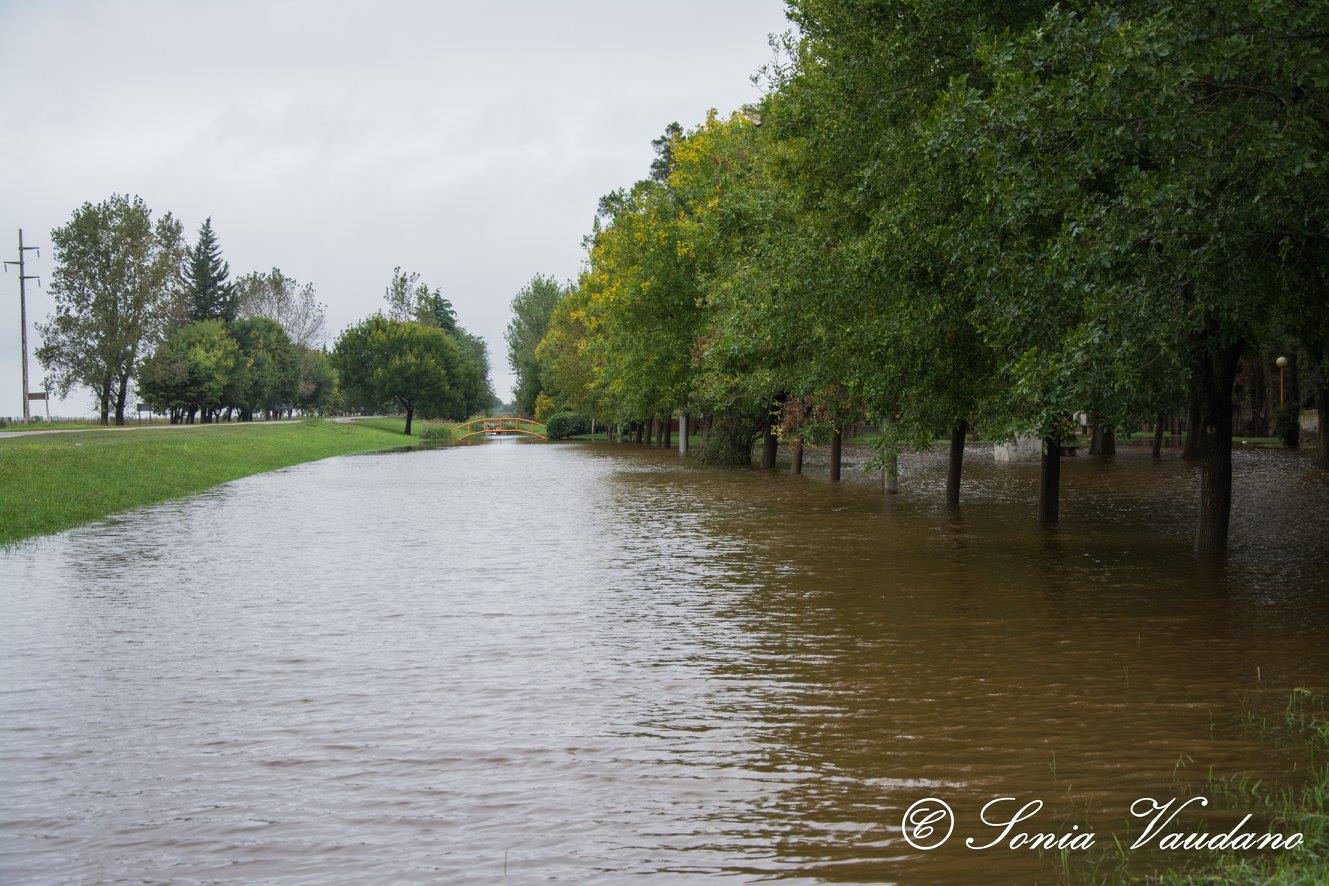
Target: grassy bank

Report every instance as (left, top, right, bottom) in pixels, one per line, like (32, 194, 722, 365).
(0, 419, 413, 545)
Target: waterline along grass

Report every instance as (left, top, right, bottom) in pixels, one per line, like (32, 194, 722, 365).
(1157, 689, 1329, 885)
(0, 419, 413, 545)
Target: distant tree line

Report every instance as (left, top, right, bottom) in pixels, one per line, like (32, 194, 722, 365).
(511, 0, 1329, 554)
(36, 195, 494, 430)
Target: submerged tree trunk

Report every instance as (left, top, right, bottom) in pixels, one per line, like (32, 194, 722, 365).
(1194, 342, 1242, 554)
(1151, 413, 1166, 461)
(697, 408, 757, 466)
(760, 423, 778, 469)
(679, 412, 689, 454)
(945, 420, 967, 508)
(883, 450, 900, 494)
(829, 427, 843, 483)
(634, 422, 644, 445)
(1100, 427, 1116, 457)
(1315, 370, 1329, 470)
(404, 404, 415, 436)
(1039, 437, 1061, 528)
(792, 438, 804, 475)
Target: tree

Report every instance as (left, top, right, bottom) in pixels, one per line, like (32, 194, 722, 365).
(184, 217, 237, 323)
(235, 268, 327, 349)
(505, 275, 564, 416)
(296, 347, 338, 415)
(137, 320, 239, 424)
(36, 195, 185, 425)
(928, 1, 1329, 550)
(332, 315, 466, 434)
(385, 267, 457, 332)
(230, 316, 300, 421)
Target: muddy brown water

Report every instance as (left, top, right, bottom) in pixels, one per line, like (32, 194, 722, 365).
(2, 438, 1326, 883)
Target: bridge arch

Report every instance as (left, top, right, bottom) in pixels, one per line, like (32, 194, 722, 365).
(451, 416, 547, 441)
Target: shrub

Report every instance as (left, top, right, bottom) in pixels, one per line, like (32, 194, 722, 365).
(421, 425, 452, 442)
(533, 392, 557, 423)
(545, 411, 590, 440)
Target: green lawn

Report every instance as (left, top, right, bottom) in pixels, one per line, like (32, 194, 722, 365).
(0, 419, 412, 546)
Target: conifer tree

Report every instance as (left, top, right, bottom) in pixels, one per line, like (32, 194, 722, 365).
(184, 217, 236, 322)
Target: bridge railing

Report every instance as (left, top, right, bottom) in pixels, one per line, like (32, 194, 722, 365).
(451, 415, 546, 441)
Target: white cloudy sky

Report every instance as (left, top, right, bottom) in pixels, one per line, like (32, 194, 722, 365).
(0, 0, 790, 415)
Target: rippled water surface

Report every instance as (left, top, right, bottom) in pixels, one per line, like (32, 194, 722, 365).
(3, 438, 1327, 883)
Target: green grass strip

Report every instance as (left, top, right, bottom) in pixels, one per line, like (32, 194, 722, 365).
(0, 419, 412, 546)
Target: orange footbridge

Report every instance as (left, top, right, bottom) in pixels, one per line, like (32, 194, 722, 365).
(452, 416, 547, 441)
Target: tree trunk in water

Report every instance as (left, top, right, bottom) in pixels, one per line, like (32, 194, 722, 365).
(1089, 417, 1100, 457)
(1182, 388, 1201, 461)
(883, 450, 900, 494)
(662, 417, 671, 448)
(679, 413, 689, 454)
(697, 408, 757, 466)
(1194, 343, 1242, 554)
(1100, 427, 1115, 457)
(829, 427, 842, 483)
(113, 375, 129, 426)
(1151, 413, 1165, 461)
(1039, 438, 1061, 528)
(760, 424, 777, 469)
(1283, 354, 1300, 448)
(792, 438, 803, 475)
(634, 422, 644, 445)
(404, 405, 414, 436)
(945, 420, 967, 509)
(1315, 372, 1329, 470)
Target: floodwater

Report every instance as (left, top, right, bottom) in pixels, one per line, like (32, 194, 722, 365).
(2, 437, 1327, 883)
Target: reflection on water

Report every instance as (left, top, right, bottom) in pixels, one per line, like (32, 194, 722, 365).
(2, 438, 1326, 882)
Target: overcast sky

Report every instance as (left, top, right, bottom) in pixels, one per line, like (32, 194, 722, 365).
(0, 0, 790, 415)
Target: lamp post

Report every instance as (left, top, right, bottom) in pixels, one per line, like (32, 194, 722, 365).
(1276, 355, 1288, 405)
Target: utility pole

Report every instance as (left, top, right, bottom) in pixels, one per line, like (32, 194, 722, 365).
(4, 229, 40, 422)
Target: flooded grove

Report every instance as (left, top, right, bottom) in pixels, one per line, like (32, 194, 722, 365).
(1, 437, 1326, 883)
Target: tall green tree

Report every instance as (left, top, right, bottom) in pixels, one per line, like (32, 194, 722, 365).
(505, 275, 564, 416)
(36, 194, 185, 425)
(333, 315, 468, 434)
(184, 218, 237, 323)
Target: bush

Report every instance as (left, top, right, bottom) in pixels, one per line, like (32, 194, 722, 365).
(420, 426, 452, 442)
(545, 411, 590, 440)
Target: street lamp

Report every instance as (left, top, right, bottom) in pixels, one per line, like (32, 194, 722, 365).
(1276, 355, 1288, 404)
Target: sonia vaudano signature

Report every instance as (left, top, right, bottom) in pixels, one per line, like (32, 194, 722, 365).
(901, 796, 1304, 852)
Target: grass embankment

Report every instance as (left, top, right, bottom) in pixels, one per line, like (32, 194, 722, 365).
(1061, 690, 1329, 884)
(1163, 691, 1329, 885)
(0, 419, 413, 545)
